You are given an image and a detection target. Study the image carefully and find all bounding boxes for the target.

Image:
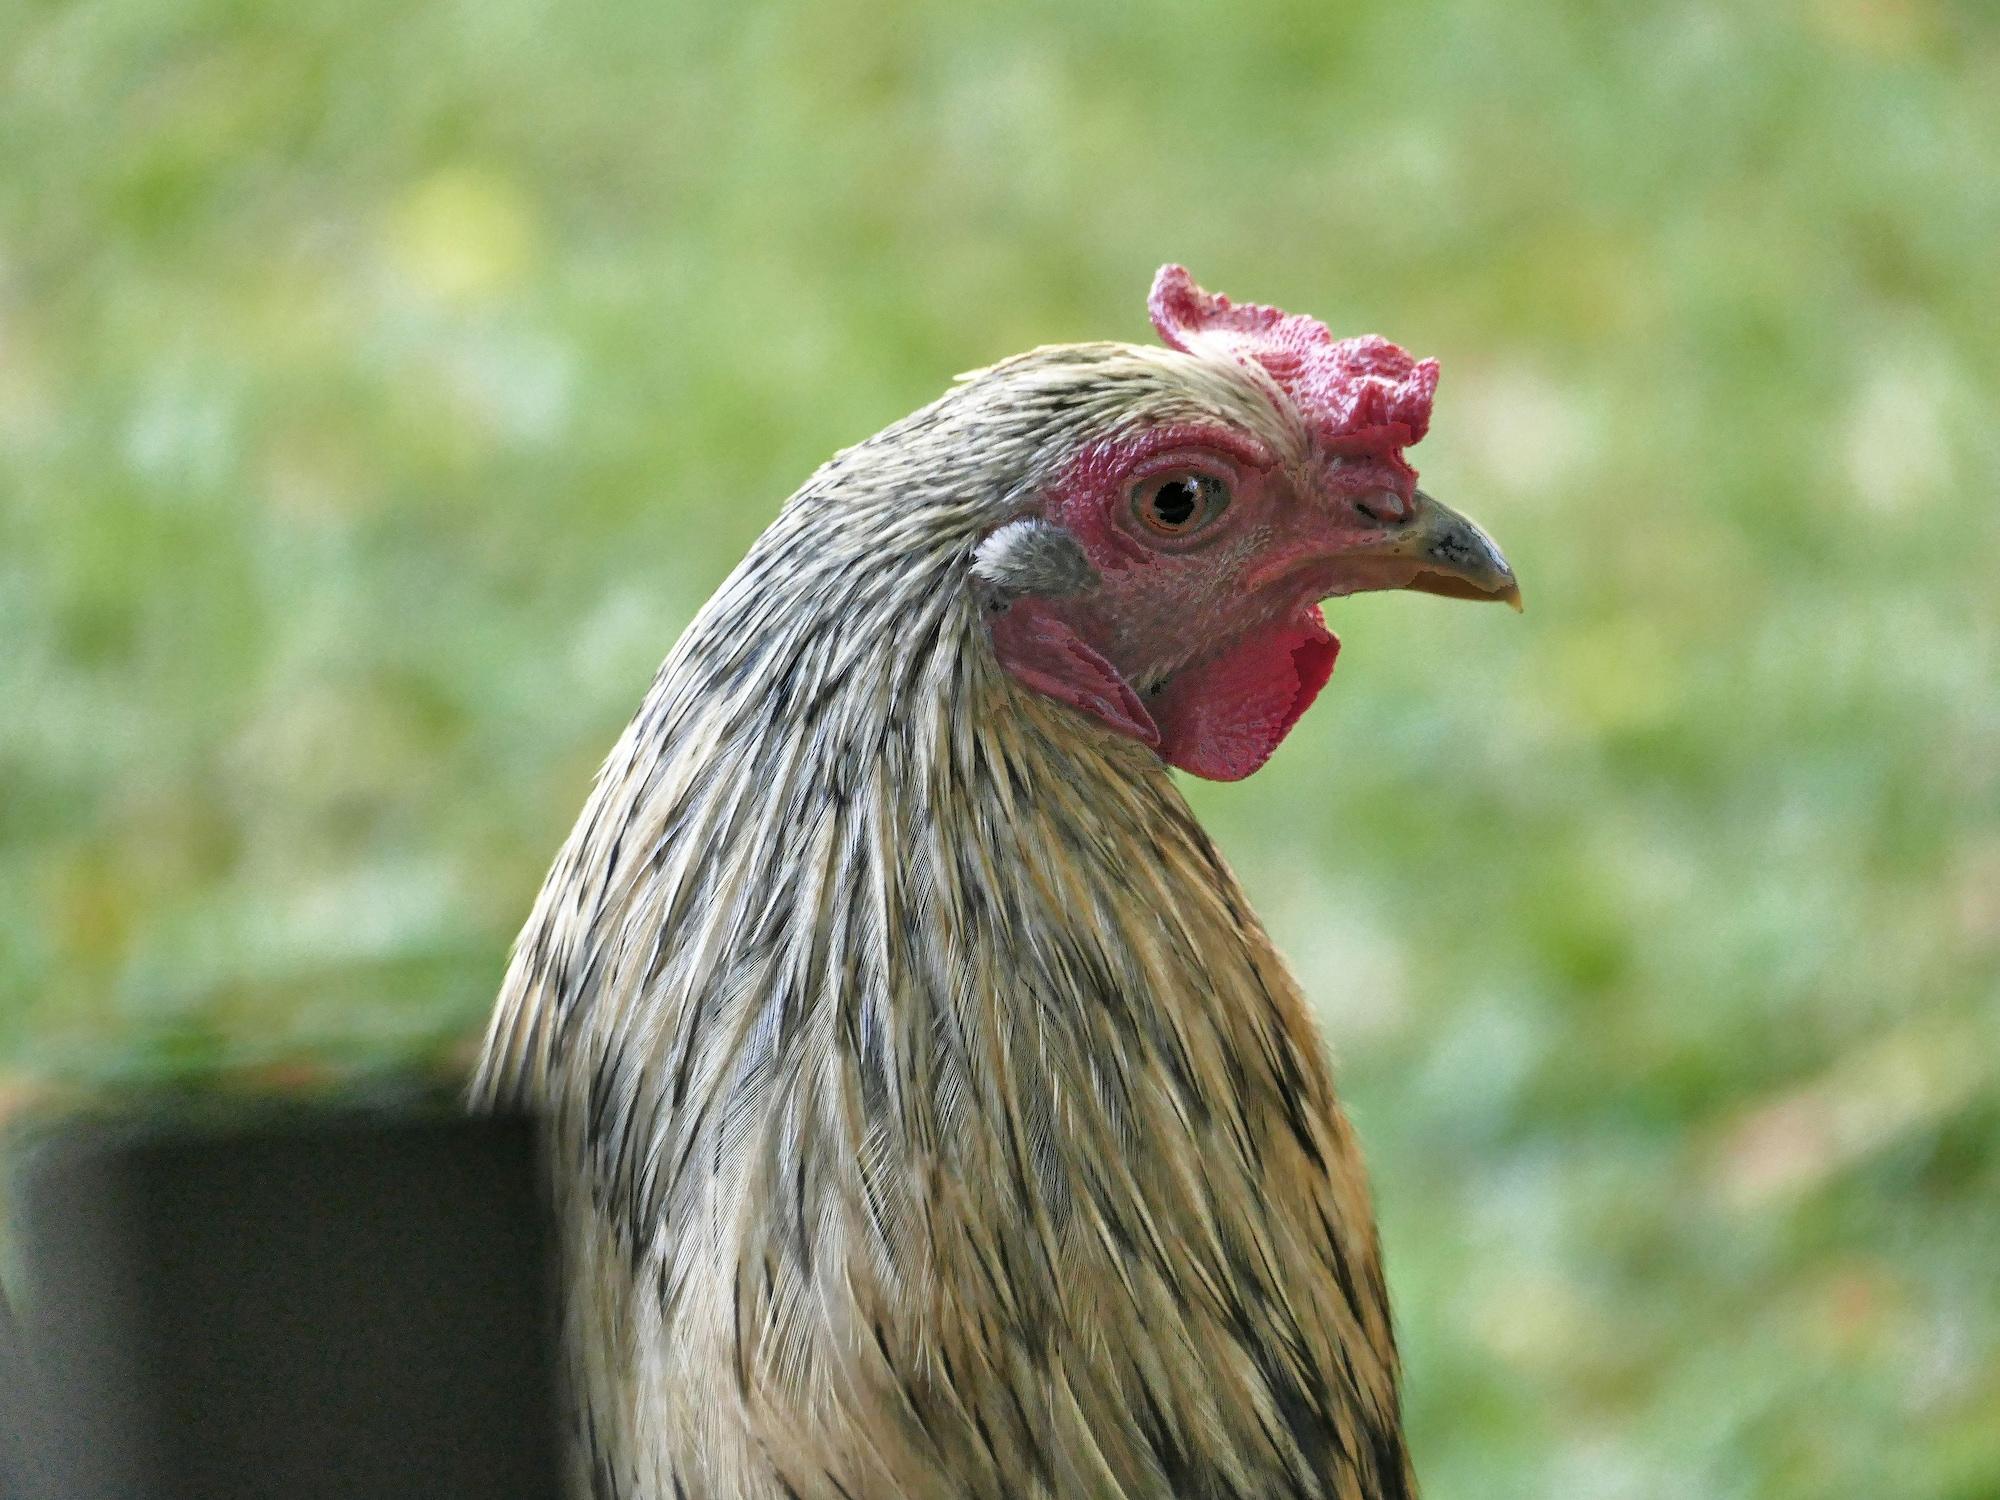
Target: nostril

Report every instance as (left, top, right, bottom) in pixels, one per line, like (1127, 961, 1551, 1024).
(1354, 489, 1410, 526)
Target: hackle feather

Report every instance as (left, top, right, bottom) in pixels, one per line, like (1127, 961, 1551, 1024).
(474, 342, 1414, 1500)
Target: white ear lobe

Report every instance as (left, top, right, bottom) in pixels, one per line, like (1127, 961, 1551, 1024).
(972, 518, 1099, 597)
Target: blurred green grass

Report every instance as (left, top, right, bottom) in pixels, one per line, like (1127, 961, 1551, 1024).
(4, 0, 1999, 1494)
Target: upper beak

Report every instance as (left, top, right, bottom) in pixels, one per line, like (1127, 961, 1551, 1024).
(1350, 489, 1523, 611)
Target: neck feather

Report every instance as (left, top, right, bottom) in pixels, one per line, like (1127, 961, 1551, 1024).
(473, 411, 1408, 1499)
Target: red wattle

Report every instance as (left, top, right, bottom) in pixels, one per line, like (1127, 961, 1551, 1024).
(1150, 606, 1338, 781)
(989, 597, 1161, 748)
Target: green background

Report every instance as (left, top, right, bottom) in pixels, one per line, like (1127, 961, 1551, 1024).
(4, 0, 1997, 1494)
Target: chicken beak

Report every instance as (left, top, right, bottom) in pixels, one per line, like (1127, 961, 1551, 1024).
(1356, 489, 1523, 611)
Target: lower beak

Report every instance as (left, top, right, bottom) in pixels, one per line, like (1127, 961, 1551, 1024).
(1350, 489, 1523, 610)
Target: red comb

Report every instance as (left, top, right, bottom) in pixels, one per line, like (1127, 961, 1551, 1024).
(1147, 265, 1437, 470)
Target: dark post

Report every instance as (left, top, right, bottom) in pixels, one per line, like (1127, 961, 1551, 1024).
(7, 1108, 560, 1500)
(2, 1278, 34, 1499)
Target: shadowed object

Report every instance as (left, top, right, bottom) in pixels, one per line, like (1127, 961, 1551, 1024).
(7, 1109, 559, 1500)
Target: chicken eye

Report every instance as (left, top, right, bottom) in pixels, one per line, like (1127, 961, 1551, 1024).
(1134, 472, 1229, 537)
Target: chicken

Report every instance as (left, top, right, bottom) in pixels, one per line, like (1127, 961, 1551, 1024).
(471, 265, 1518, 1500)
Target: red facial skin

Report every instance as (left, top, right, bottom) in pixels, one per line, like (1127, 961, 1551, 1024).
(989, 422, 1421, 781)
(989, 266, 1443, 781)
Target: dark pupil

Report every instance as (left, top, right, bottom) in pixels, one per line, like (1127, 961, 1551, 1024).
(1152, 478, 1201, 528)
